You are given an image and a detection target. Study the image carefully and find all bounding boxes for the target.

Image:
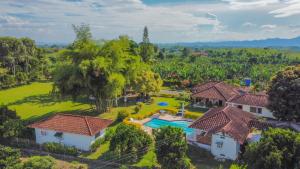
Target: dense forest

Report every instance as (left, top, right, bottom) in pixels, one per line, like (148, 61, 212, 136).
(152, 47, 300, 90)
(0, 37, 57, 89)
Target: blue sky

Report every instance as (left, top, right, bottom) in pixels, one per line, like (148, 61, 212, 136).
(0, 0, 300, 43)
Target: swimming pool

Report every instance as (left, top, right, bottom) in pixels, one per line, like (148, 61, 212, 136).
(144, 118, 195, 135)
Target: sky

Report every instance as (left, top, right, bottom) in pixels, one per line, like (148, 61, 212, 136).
(0, 0, 300, 43)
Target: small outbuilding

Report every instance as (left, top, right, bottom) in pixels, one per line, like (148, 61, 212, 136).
(28, 114, 113, 151)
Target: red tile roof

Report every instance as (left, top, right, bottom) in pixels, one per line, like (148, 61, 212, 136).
(191, 82, 239, 101)
(189, 106, 256, 144)
(228, 93, 269, 107)
(28, 114, 113, 136)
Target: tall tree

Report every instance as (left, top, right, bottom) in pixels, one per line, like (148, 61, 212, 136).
(140, 26, 155, 62)
(154, 126, 192, 169)
(267, 65, 300, 121)
(143, 26, 149, 44)
(244, 128, 300, 169)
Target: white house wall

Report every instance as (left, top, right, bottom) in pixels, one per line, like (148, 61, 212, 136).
(227, 102, 274, 119)
(211, 133, 240, 160)
(35, 128, 99, 151)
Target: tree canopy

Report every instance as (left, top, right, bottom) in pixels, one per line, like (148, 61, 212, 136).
(0, 37, 48, 89)
(109, 123, 152, 163)
(53, 25, 162, 113)
(267, 65, 300, 121)
(0, 105, 24, 138)
(244, 128, 300, 169)
(154, 126, 191, 169)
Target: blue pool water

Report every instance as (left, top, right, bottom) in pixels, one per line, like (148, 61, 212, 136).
(144, 118, 195, 135)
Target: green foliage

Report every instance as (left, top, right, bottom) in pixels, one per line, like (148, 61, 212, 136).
(0, 37, 47, 89)
(154, 126, 191, 169)
(132, 70, 163, 95)
(153, 48, 299, 89)
(267, 65, 300, 121)
(90, 138, 105, 152)
(53, 25, 160, 113)
(0, 145, 21, 169)
(117, 109, 131, 122)
(0, 105, 24, 138)
(23, 156, 55, 169)
(140, 26, 155, 62)
(244, 128, 300, 169)
(183, 112, 201, 119)
(229, 164, 247, 169)
(109, 123, 152, 163)
(42, 142, 79, 156)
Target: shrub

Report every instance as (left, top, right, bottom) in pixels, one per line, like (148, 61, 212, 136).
(116, 110, 130, 122)
(69, 161, 88, 169)
(0, 145, 21, 168)
(90, 138, 105, 152)
(136, 102, 144, 108)
(134, 106, 141, 114)
(103, 127, 116, 142)
(42, 142, 79, 156)
(23, 156, 55, 169)
(184, 112, 201, 119)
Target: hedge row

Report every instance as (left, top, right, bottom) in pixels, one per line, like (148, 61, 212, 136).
(42, 142, 79, 156)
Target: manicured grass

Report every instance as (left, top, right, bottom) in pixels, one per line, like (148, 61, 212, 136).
(0, 82, 91, 120)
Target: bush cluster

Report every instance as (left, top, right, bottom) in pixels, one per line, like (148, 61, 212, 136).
(184, 112, 201, 119)
(116, 109, 131, 122)
(42, 142, 79, 156)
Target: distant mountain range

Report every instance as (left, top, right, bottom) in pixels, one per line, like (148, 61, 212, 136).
(160, 36, 300, 49)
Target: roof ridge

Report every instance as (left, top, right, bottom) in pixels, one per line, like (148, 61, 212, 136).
(213, 85, 227, 100)
(84, 116, 93, 135)
(221, 106, 232, 122)
(193, 107, 226, 124)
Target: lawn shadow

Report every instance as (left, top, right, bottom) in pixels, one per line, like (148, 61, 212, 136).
(7, 93, 92, 107)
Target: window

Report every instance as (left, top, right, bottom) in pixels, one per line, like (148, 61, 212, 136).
(257, 108, 262, 114)
(216, 141, 223, 148)
(237, 105, 243, 109)
(41, 130, 47, 136)
(250, 107, 263, 114)
(250, 107, 256, 113)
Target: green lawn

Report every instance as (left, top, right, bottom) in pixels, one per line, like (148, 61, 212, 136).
(0, 82, 91, 120)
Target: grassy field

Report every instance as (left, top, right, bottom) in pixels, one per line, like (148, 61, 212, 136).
(0, 82, 204, 121)
(0, 82, 91, 120)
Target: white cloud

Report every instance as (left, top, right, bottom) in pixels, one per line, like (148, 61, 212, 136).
(269, 0, 300, 17)
(261, 24, 277, 29)
(242, 22, 257, 27)
(222, 0, 280, 9)
(0, 0, 299, 43)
